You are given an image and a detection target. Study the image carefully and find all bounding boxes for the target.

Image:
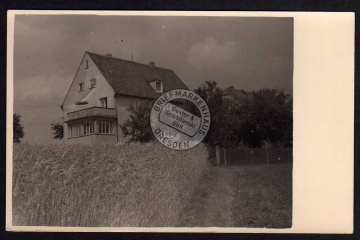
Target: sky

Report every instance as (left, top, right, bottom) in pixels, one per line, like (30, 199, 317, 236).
(13, 14, 293, 144)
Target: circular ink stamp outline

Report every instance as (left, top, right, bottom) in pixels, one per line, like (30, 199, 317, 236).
(150, 89, 211, 150)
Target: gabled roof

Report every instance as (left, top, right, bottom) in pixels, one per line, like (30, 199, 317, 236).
(221, 87, 252, 102)
(87, 52, 188, 99)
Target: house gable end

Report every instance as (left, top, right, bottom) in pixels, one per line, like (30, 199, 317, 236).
(61, 52, 88, 109)
(62, 52, 116, 114)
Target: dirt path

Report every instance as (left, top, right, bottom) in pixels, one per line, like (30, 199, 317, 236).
(178, 164, 292, 228)
(178, 166, 238, 227)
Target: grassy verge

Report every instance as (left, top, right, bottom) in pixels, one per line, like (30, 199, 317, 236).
(232, 163, 292, 228)
(178, 163, 292, 228)
(12, 142, 209, 227)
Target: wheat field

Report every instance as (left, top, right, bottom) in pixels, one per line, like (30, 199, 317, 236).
(12, 142, 209, 227)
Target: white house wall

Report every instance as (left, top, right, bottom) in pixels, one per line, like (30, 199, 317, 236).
(62, 53, 116, 140)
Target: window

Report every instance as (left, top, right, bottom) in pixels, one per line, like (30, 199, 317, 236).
(99, 121, 115, 134)
(155, 81, 162, 92)
(85, 121, 95, 135)
(100, 97, 108, 108)
(130, 99, 139, 110)
(85, 60, 89, 69)
(79, 83, 84, 91)
(69, 124, 83, 138)
(90, 79, 97, 88)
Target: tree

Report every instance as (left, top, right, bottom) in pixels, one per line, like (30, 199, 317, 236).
(194, 81, 223, 146)
(13, 113, 24, 143)
(195, 81, 242, 165)
(241, 88, 292, 146)
(194, 81, 223, 112)
(210, 99, 243, 165)
(120, 101, 154, 143)
(51, 123, 64, 140)
(195, 83, 292, 165)
(240, 88, 293, 163)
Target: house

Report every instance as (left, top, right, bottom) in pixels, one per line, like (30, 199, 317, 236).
(61, 51, 188, 144)
(221, 86, 251, 103)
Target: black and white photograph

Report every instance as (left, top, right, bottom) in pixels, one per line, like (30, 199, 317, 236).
(6, 11, 353, 233)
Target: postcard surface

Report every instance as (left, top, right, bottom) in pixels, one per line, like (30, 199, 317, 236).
(6, 11, 354, 233)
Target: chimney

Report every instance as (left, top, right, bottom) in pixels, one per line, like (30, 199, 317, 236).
(229, 86, 234, 89)
(148, 61, 155, 68)
(105, 54, 112, 57)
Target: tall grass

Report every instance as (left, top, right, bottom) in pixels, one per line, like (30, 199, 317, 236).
(209, 147, 292, 165)
(12, 142, 209, 227)
(232, 164, 292, 228)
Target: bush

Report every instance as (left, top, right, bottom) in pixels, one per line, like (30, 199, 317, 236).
(12, 142, 209, 227)
(120, 101, 154, 143)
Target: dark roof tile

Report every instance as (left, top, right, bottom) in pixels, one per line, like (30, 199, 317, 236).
(87, 52, 188, 99)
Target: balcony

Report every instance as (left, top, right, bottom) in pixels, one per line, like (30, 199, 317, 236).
(66, 107, 116, 122)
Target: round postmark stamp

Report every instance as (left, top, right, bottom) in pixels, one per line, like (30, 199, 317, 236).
(150, 89, 211, 150)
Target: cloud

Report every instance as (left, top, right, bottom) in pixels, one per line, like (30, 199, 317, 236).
(14, 72, 72, 102)
(187, 36, 241, 70)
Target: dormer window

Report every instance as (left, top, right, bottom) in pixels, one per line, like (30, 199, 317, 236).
(90, 78, 96, 88)
(155, 81, 163, 93)
(147, 73, 164, 93)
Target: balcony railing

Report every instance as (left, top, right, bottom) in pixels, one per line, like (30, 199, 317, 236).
(66, 107, 116, 122)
